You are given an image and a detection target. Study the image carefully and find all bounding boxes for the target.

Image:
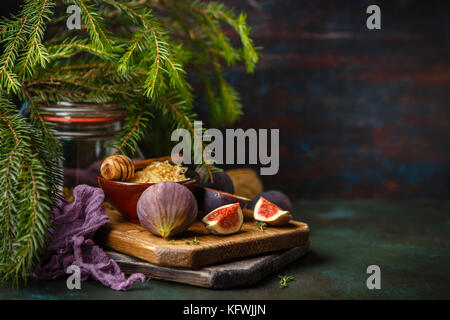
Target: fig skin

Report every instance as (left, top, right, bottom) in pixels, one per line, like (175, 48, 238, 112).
(246, 190, 293, 212)
(199, 187, 250, 218)
(195, 168, 234, 194)
(137, 181, 198, 238)
(259, 211, 292, 226)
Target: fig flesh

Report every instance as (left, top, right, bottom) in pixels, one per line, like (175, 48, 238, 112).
(201, 187, 250, 217)
(253, 196, 292, 226)
(137, 181, 198, 238)
(203, 203, 244, 235)
(246, 190, 293, 212)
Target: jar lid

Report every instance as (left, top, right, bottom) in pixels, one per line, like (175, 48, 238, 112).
(39, 101, 126, 124)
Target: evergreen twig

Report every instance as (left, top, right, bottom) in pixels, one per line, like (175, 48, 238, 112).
(0, 0, 259, 286)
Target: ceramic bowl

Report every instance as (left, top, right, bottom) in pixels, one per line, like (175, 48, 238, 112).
(98, 168, 199, 223)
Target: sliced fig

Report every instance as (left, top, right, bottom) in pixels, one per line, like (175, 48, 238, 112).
(202, 203, 244, 235)
(253, 196, 292, 226)
(246, 190, 293, 212)
(200, 187, 250, 217)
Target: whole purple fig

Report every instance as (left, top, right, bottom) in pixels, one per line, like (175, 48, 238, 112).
(137, 181, 198, 238)
(195, 168, 234, 194)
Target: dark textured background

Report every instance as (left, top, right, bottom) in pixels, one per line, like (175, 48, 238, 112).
(2, 1, 449, 199)
(217, 0, 450, 199)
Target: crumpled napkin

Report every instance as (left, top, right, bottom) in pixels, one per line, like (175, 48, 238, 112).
(33, 184, 147, 290)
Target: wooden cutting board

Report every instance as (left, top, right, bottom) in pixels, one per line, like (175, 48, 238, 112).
(97, 204, 309, 268)
(106, 244, 309, 288)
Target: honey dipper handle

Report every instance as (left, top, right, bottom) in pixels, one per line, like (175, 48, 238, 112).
(100, 155, 135, 181)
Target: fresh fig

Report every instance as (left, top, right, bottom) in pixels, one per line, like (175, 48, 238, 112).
(253, 196, 292, 226)
(203, 203, 244, 235)
(200, 187, 250, 217)
(137, 181, 198, 238)
(246, 190, 293, 212)
(195, 168, 234, 194)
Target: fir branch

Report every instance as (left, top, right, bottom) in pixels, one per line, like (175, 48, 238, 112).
(193, 1, 259, 72)
(143, 28, 162, 98)
(103, 0, 147, 22)
(213, 61, 243, 125)
(0, 16, 29, 93)
(0, 97, 61, 287)
(118, 26, 154, 73)
(0, 0, 259, 286)
(113, 111, 143, 155)
(157, 92, 213, 180)
(109, 104, 153, 156)
(73, 0, 112, 50)
(46, 40, 116, 61)
(15, 0, 54, 80)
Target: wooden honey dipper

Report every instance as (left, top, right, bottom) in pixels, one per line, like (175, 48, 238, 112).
(100, 154, 182, 181)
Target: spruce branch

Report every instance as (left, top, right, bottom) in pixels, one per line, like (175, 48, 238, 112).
(15, 0, 54, 81)
(0, 0, 259, 286)
(113, 112, 143, 155)
(0, 97, 62, 287)
(73, 0, 113, 50)
(0, 16, 29, 94)
(110, 106, 153, 156)
(157, 92, 213, 180)
(197, 2, 258, 72)
(46, 39, 116, 61)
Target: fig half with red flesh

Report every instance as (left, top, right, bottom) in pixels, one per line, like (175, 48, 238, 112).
(203, 203, 244, 235)
(254, 197, 292, 226)
(201, 187, 250, 216)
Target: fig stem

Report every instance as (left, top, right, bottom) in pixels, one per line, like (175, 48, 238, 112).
(159, 227, 171, 238)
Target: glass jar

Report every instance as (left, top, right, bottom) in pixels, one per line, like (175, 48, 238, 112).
(39, 102, 126, 188)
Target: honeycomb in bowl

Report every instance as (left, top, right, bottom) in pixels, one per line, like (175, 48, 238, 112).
(127, 160, 188, 183)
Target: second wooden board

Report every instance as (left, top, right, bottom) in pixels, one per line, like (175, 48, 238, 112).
(97, 204, 310, 268)
(106, 245, 309, 288)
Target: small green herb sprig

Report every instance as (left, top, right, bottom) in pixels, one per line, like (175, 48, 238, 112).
(255, 221, 267, 231)
(278, 275, 295, 289)
(182, 236, 199, 245)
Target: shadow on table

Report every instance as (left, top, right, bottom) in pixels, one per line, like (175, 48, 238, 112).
(289, 249, 329, 269)
(233, 249, 331, 291)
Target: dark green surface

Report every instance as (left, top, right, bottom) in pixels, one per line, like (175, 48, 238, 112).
(1, 200, 449, 299)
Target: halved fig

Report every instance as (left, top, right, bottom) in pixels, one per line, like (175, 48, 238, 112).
(253, 197, 292, 226)
(246, 190, 293, 212)
(199, 187, 250, 217)
(202, 203, 244, 235)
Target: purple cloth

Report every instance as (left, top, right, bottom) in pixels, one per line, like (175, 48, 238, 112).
(33, 185, 147, 290)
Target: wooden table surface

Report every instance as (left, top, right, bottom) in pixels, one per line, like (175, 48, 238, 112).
(1, 199, 449, 299)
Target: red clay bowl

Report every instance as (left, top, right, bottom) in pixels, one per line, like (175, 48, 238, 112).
(98, 169, 200, 223)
